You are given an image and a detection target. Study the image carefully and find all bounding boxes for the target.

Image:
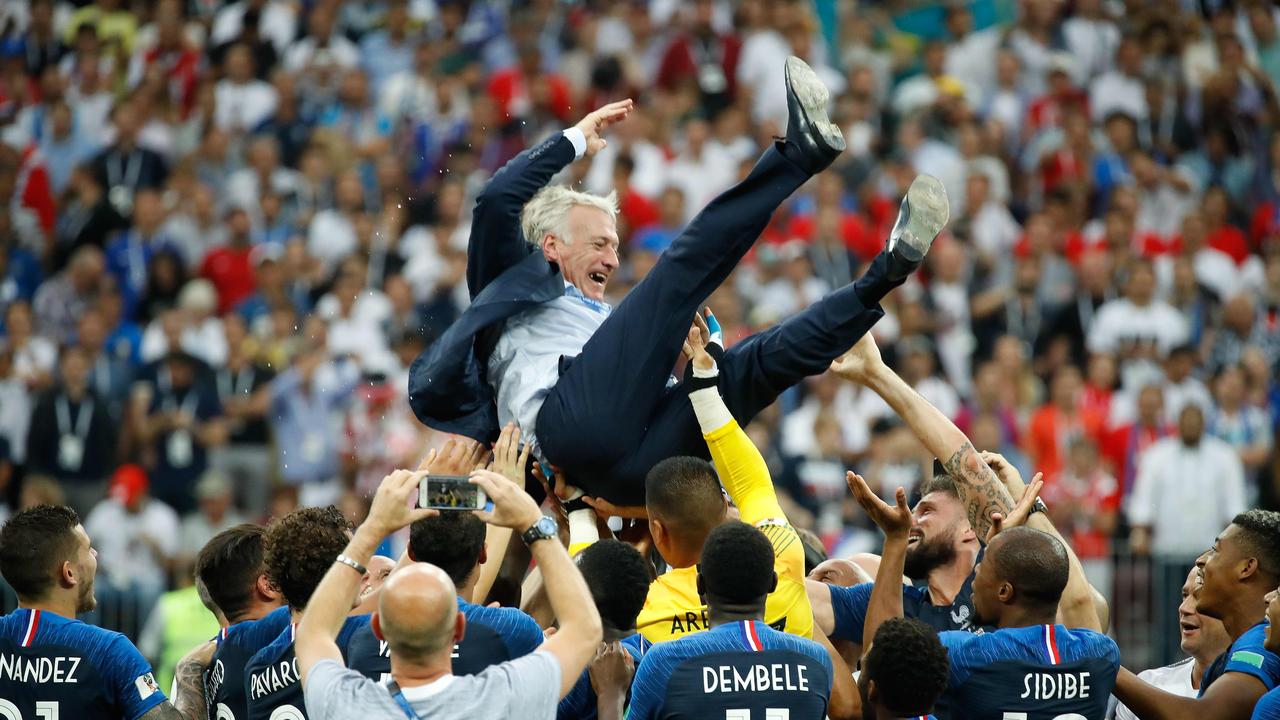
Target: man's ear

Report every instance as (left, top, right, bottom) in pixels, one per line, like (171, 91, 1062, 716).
(454, 612, 466, 644)
(865, 677, 879, 704)
(650, 518, 667, 550)
(769, 571, 778, 594)
(371, 613, 384, 641)
(478, 544, 488, 567)
(59, 560, 76, 590)
(1241, 557, 1260, 581)
(541, 234, 559, 262)
(997, 580, 1015, 605)
(406, 545, 418, 562)
(257, 573, 282, 601)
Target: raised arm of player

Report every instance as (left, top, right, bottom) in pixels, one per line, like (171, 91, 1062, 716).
(845, 472, 911, 656)
(297, 469, 437, 683)
(1113, 667, 1267, 720)
(471, 468, 604, 697)
(830, 334, 1015, 541)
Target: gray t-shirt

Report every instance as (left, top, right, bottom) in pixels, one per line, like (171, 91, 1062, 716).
(303, 650, 561, 720)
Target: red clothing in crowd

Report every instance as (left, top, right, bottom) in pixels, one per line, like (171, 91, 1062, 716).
(618, 189, 660, 238)
(1024, 404, 1106, 481)
(487, 68, 573, 124)
(1206, 223, 1251, 265)
(785, 212, 882, 261)
(201, 245, 256, 313)
(142, 44, 202, 117)
(656, 34, 742, 98)
(1041, 468, 1120, 559)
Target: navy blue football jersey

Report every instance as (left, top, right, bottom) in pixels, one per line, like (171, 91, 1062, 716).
(0, 608, 166, 720)
(1254, 687, 1280, 720)
(206, 606, 291, 720)
(628, 620, 832, 720)
(829, 570, 990, 644)
(345, 597, 542, 681)
(939, 624, 1119, 720)
(557, 633, 650, 720)
(244, 615, 370, 720)
(1200, 622, 1280, 695)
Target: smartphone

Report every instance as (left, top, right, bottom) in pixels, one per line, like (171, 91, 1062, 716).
(419, 475, 490, 511)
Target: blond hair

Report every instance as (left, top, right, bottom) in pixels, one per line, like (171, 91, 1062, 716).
(521, 185, 618, 248)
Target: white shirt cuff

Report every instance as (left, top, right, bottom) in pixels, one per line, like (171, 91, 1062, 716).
(562, 127, 587, 159)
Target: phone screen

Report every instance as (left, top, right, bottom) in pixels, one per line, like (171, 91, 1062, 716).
(419, 475, 487, 511)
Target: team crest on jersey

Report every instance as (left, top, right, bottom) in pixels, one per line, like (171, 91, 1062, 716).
(135, 672, 160, 699)
(951, 604, 972, 629)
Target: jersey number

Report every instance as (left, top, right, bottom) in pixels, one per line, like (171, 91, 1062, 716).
(726, 710, 790, 720)
(215, 703, 236, 720)
(0, 700, 59, 720)
(1003, 713, 1087, 720)
(269, 705, 305, 720)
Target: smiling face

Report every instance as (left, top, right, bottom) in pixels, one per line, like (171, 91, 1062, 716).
(904, 491, 971, 580)
(1195, 526, 1246, 620)
(543, 204, 620, 302)
(1179, 566, 1229, 658)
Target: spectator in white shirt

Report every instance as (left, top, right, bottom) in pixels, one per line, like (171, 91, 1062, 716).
(308, 171, 365, 268)
(962, 171, 1021, 262)
(1131, 151, 1198, 239)
(283, 3, 360, 74)
(1063, 0, 1120, 85)
(1088, 259, 1189, 365)
(943, 5, 1000, 104)
(1128, 404, 1246, 559)
(214, 43, 279, 133)
(1090, 37, 1149, 123)
(1209, 364, 1273, 483)
(211, 0, 297, 54)
(1161, 345, 1213, 427)
(225, 135, 302, 213)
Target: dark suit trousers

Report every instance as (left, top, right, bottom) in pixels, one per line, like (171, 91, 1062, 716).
(536, 145, 902, 504)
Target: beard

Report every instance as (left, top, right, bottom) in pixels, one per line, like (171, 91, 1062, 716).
(903, 530, 960, 580)
(76, 578, 97, 614)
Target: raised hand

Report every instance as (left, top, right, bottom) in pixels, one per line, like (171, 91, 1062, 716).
(828, 333, 885, 385)
(574, 99, 635, 156)
(582, 496, 648, 519)
(589, 641, 636, 696)
(490, 422, 532, 484)
(979, 451, 1029, 501)
(985, 477, 1044, 544)
(428, 437, 487, 476)
(681, 309, 716, 371)
(365, 469, 437, 536)
(846, 471, 912, 540)
(470, 468, 544, 531)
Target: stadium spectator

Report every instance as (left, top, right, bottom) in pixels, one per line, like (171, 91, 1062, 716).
(139, 350, 227, 514)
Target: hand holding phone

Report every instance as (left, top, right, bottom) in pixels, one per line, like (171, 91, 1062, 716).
(419, 475, 492, 511)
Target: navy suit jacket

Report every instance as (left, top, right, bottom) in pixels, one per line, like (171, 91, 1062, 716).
(407, 133, 577, 443)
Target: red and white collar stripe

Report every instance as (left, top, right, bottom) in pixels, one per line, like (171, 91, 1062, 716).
(1042, 624, 1061, 666)
(739, 620, 763, 652)
(21, 610, 41, 648)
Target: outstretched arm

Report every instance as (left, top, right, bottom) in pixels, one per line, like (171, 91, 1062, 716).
(845, 473, 911, 656)
(1114, 668, 1266, 720)
(467, 100, 634, 297)
(830, 335, 1014, 540)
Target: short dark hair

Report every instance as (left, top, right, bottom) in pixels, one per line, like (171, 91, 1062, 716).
(577, 540, 650, 633)
(408, 512, 486, 586)
(195, 524, 267, 622)
(0, 506, 82, 601)
(263, 506, 352, 609)
(919, 473, 959, 500)
(864, 618, 950, 716)
(1232, 510, 1280, 582)
(989, 527, 1070, 609)
(645, 456, 724, 540)
(700, 522, 774, 604)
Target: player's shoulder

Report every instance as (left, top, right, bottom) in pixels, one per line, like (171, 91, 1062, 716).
(758, 624, 824, 658)
(24, 611, 140, 662)
(247, 625, 294, 669)
(1232, 622, 1270, 651)
(622, 633, 652, 662)
(1254, 686, 1280, 720)
(226, 606, 292, 649)
(463, 600, 539, 629)
(827, 581, 873, 607)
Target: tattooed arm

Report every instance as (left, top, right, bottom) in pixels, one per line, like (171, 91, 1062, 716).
(830, 335, 1014, 539)
(137, 640, 216, 720)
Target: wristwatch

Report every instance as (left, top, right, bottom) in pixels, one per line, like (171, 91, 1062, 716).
(521, 516, 559, 545)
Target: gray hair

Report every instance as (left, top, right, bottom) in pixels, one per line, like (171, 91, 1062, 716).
(521, 185, 618, 248)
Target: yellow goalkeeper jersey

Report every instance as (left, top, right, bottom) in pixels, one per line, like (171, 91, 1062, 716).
(635, 418, 813, 643)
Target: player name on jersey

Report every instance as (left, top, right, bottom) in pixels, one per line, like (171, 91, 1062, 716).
(702, 661, 812, 694)
(669, 609, 785, 636)
(249, 658, 300, 700)
(0, 652, 82, 683)
(1021, 671, 1093, 701)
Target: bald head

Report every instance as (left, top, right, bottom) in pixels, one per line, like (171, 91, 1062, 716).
(377, 564, 461, 664)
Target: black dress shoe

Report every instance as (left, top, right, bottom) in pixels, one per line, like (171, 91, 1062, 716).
(885, 174, 950, 280)
(783, 56, 845, 175)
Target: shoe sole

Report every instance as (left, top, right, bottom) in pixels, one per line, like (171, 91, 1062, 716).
(892, 175, 950, 262)
(785, 56, 845, 152)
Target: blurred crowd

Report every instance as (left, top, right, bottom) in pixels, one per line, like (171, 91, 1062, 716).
(0, 0, 1278, 660)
